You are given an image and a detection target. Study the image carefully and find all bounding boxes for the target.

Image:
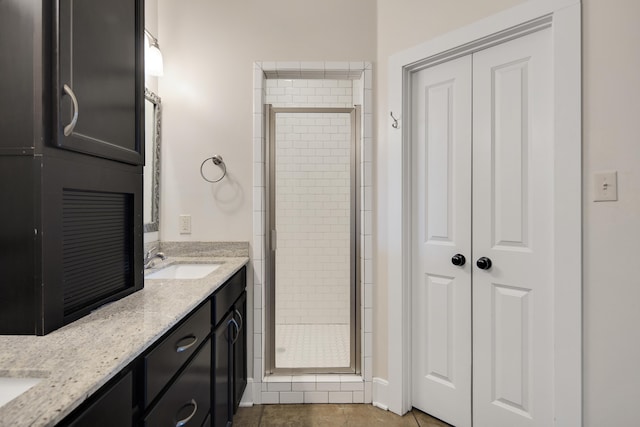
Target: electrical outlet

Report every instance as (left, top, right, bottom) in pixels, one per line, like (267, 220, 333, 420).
(179, 215, 192, 234)
(593, 171, 618, 202)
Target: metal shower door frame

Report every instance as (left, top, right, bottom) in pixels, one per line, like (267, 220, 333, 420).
(265, 105, 362, 376)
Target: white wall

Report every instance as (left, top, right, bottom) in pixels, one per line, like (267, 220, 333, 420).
(144, 0, 159, 95)
(157, 0, 376, 242)
(582, 0, 640, 424)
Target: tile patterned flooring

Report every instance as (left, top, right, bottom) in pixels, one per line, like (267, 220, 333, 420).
(234, 404, 453, 427)
(275, 324, 350, 368)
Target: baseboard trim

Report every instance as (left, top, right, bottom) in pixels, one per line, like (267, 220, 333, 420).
(372, 377, 389, 411)
(240, 378, 255, 406)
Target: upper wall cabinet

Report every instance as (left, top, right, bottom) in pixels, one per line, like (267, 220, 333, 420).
(55, 0, 144, 165)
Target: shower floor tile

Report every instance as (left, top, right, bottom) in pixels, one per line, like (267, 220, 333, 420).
(275, 324, 350, 368)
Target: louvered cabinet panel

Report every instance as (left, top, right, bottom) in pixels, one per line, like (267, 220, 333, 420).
(0, 153, 142, 335)
(46, 155, 143, 331)
(62, 190, 134, 316)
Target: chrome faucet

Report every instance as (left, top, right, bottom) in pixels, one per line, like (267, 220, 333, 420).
(144, 247, 167, 269)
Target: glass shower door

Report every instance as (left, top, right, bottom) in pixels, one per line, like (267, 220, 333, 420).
(266, 107, 360, 374)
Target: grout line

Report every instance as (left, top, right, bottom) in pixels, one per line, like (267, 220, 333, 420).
(257, 404, 265, 426)
(411, 409, 421, 426)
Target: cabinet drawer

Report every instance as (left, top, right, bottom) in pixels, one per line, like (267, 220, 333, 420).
(213, 267, 246, 327)
(144, 339, 211, 427)
(144, 300, 211, 406)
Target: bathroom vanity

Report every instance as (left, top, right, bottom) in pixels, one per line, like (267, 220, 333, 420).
(0, 257, 248, 427)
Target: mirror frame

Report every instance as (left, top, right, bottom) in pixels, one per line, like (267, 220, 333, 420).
(144, 88, 161, 233)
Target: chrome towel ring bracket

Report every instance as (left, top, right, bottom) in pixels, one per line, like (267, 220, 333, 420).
(200, 154, 227, 183)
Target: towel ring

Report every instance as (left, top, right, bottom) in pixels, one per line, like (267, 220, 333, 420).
(200, 155, 227, 183)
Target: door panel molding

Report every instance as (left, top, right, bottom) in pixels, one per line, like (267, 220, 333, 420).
(491, 283, 532, 414)
(387, 1, 582, 425)
(424, 80, 455, 243)
(423, 273, 455, 384)
(492, 59, 530, 249)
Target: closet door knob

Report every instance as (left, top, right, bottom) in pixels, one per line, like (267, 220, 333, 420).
(476, 257, 492, 270)
(451, 254, 466, 266)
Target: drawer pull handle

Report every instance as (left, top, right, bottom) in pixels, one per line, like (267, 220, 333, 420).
(175, 398, 198, 427)
(234, 309, 243, 332)
(228, 318, 240, 344)
(175, 335, 198, 353)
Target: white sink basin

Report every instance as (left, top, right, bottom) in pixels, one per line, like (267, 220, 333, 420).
(146, 263, 221, 280)
(0, 377, 43, 407)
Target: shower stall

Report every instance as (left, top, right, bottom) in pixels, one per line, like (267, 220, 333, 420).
(265, 105, 361, 375)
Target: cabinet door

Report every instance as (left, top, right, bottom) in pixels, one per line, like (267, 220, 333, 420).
(213, 311, 233, 427)
(233, 291, 247, 413)
(55, 0, 144, 165)
(64, 371, 132, 427)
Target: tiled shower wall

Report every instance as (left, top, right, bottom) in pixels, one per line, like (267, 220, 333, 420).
(265, 79, 354, 107)
(268, 81, 354, 326)
(274, 112, 352, 325)
(252, 62, 373, 405)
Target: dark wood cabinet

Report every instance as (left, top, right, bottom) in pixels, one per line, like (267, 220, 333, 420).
(0, 0, 144, 161)
(58, 265, 247, 427)
(212, 267, 248, 426)
(0, 0, 144, 335)
(144, 301, 212, 406)
(144, 340, 211, 427)
(233, 291, 248, 413)
(60, 371, 133, 427)
(55, 0, 144, 164)
(213, 311, 233, 427)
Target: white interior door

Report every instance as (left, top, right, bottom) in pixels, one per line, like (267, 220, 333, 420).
(411, 27, 554, 427)
(411, 55, 472, 427)
(472, 28, 553, 427)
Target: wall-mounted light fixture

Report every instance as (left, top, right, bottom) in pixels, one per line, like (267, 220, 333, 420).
(144, 29, 164, 77)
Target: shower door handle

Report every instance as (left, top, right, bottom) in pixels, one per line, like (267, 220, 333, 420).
(271, 229, 277, 251)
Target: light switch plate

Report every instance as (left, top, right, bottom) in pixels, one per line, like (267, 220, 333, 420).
(179, 214, 192, 234)
(593, 171, 618, 202)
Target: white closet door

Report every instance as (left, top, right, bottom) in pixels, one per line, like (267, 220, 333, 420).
(411, 55, 472, 427)
(472, 27, 554, 427)
(411, 27, 554, 427)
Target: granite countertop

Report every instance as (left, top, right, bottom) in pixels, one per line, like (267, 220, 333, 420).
(0, 255, 248, 427)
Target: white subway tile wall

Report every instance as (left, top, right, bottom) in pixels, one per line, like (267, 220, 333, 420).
(251, 62, 373, 405)
(266, 79, 354, 108)
(273, 111, 352, 326)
